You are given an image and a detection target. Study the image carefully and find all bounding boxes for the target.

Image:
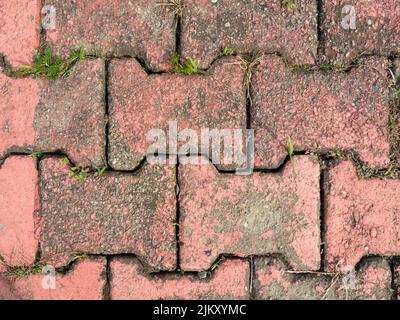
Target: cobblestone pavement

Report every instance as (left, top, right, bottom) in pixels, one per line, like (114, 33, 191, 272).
(1, 0, 400, 300)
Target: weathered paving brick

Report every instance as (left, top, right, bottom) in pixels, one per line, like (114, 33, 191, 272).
(110, 257, 249, 300)
(39, 158, 177, 271)
(252, 55, 389, 169)
(108, 57, 246, 171)
(179, 156, 321, 272)
(1, 257, 106, 300)
(0, 277, 19, 299)
(325, 160, 400, 271)
(181, 0, 318, 69)
(322, 0, 400, 66)
(254, 257, 392, 300)
(0, 157, 39, 267)
(0, 0, 41, 67)
(0, 60, 106, 168)
(45, 0, 176, 72)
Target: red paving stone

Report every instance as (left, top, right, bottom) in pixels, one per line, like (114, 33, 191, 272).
(179, 156, 321, 272)
(254, 257, 392, 300)
(252, 55, 390, 169)
(322, 0, 400, 66)
(44, 0, 176, 72)
(110, 257, 250, 300)
(181, 0, 318, 69)
(39, 158, 177, 271)
(2, 257, 106, 300)
(0, 157, 39, 267)
(108, 56, 246, 171)
(0, 0, 41, 67)
(1, 1, 400, 301)
(325, 160, 400, 271)
(0, 60, 106, 168)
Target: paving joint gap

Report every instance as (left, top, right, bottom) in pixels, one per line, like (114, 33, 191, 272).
(175, 158, 182, 271)
(316, 0, 324, 62)
(319, 168, 327, 272)
(103, 256, 111, 300)
(104, 59, 111, 167)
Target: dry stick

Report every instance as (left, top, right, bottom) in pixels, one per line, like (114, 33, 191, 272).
(321, 273, 341, 300)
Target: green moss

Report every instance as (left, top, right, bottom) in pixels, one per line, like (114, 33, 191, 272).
(222, 48, 235, 56)
(169, 52, 201, 75)
(15, 47, 90, 79)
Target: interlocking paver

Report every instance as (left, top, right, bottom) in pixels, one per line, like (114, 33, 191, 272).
(322, 0, 400, 66)
(2, 257, 106, 300)
(325, 160, 400, 271)
(254, 257, 392, 300)
(0, 0, 399, 302)
(108, 56, 246, 171)
(179, 156, 321, 272)
(44, 0, 176, 71)
(0, 60, 106, 168)
(252, 55, 390, 169)
(0, 157, 39, 267)
(181, 0, 318, 69)
(39, 158, 177, 271)
(110, 257, 249, 300)
(0, 0, 41, 67)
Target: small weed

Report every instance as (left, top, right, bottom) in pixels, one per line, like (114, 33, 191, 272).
(169, 52, 201, 75)
(29, 151, 44, 158)
(157, 0, 183, 18)
(95, 166, 107, 177)
(60, 157, 90, 183)
(16, 47, 89, 79)
(210, 257, 225, 272)
(282, 0, 297, 10)
(71, 253, 86, 263)
(236, 55, 262, 102)
(16, 47, 67, 79)
(222, 48, 235, 56)
(288, 137, 295, 166)
(60, 157, 70, 165)
(69, 48, 89, 63)
(69, 166, 90, 183)
(8, 263, 46, 278)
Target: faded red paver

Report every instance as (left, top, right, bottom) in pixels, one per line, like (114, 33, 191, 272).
(325, 160, 400, 271)
(0, 60, 106, 168)
(179, 156, 321, 272)
(322, 0, 400, 66)
(0, 0, 41, 67)
(108, 57, 246, 171)
(45, 0, 176, 72)
(0, 277, 19, 299)
(181, 0, 317, 69)
(3, 257, 106, 300)
(254, 257, 392, 300)
(39, 158, 177, 271)
(0, 261, 6, 274)
(110, 257, 249, 300)
(252, 55, 389, 169)
(0, 157, 39, 267)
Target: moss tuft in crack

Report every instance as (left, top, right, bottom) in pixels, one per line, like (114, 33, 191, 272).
(14, 47, 94, 79)
(169, 52, 203, 75)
